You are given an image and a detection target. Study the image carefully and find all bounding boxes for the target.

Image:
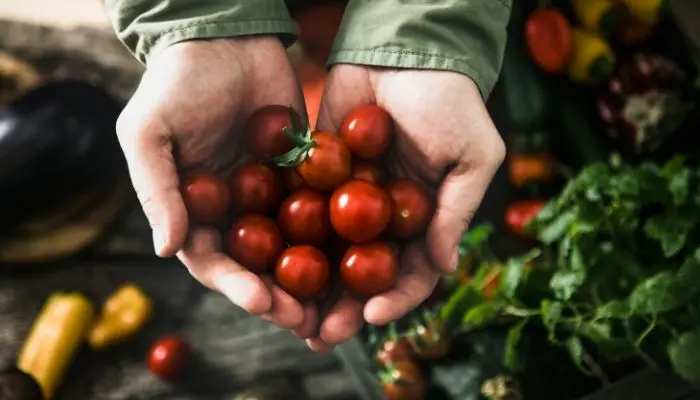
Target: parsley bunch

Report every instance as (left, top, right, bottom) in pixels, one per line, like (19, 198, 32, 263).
(444, 155, 700, 384)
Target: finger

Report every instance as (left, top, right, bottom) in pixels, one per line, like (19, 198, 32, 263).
(426, 134, 505, 274)
(364, 242, 440, 325)
(260, 277, 305, 330)
(178, 228, 272, 315)
(116, 95, 188, 257)
(318, 293, 365, 345)
(315, 65, 374, 132)
(305, 338, 333, 353)
(292, 304, 320, 338)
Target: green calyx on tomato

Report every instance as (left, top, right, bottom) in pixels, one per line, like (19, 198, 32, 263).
(269, 123, 317, 167)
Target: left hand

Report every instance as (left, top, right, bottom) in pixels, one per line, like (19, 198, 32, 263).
(296, 65, 506, 351)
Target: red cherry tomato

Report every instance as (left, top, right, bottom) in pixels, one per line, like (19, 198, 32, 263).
(376, 337, 414, 367)
(227, 214, 284, 273)
(181, 171, 229, 224)
(330, 180, 391, 243)
(297, 131, 352, 192)
(147, 335, 190, 381)
(282, 167, 307, 191)
(351, 160, 384, 185)
(227, 163, 284, 215)
(340, 241, 397, 297)
(277, 188, 330, 246)
(382, 361, 427, 400)
(505, 199, 546, 237)
(339, 104, 393, 159)
(245, 105, 302, 159)
(525, 9, 573, 73)
(385, 179, 433, 238)
(275, 245, 330, 300)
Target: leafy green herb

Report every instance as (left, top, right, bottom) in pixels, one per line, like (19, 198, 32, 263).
(668, 328, 700, 383)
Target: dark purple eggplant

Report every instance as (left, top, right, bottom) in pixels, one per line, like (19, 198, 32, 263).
(0, 80, 126, 235)
(0, 367, 43, 400)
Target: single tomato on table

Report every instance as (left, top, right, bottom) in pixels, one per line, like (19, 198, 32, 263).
(275, 245, 330, 300)
(181, 171, 229, 224)
(330, 179, 391, 243)
(227, 214, 284, 273)
(381, 361, 427, 400)
(245, 105, 302, 159)
(505, 199, 546, 237)
(351, 160, 384, 185)
(385, 179, 433, 238)
(147, 335, 190, 381)
(340, 241, 398, 297)
(227, 163, 284, 215)
(277, 188, 330, 246)
(339, 104, 393, 159)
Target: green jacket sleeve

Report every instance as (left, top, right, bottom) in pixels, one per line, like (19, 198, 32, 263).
(105, 0, 297, 65)
(329, 0, 511, 99)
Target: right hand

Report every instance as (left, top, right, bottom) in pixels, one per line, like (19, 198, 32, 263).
(116, 36, 312, 332)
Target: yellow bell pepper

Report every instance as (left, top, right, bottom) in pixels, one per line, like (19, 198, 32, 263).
(622, 0, 665, 26)
(568, 29, 616, 84)
(572, 0, 628, 37)
(88, 283, 153, 350)
(17, 293, 95, 399)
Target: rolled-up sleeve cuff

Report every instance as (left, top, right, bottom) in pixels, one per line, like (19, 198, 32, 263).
(106, 0, 297, 65)
(328, 0, 511, 100)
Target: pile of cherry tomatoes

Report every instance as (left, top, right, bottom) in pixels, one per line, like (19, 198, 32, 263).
(180, 104, 433, 301)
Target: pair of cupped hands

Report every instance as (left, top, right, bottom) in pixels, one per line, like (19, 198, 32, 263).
(116, 36, 505, 352)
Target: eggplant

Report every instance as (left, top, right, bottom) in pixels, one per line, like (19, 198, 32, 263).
(0, 367, 44, 400)
(0, 80, 126, 236)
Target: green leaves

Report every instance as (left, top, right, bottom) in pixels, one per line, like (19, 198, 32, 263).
(643, 213, 697, 257)
(628, 269, 700, 315)
(668, 329, 700, 383)
(463, 301, 505, 328)
(549, 245, 586, 301)
(504, 319, 528, 371)
(500, 249, 541, 299)
(540, 300, 563, 332)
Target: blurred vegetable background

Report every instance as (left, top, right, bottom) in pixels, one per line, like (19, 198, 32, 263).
(342, 0, 700, 399)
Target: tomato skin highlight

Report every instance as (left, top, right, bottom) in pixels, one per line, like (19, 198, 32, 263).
(505, 200, 546, 237)
(339, 104, 393, 159)
(525, 9, 574, 73)
(227, 214, 284, 273)
(245, 105, 302, 159)
(330, 179, 391, 243)
(147, 335, 191, 381)
(340, 241, 398, 297)
(351, 160, 384, 185)
(277, 188, 330, 246)
(382, 361, 427, 400)
(227, 163, 284, 215)
(297, 131, 352, 192)
(275, 245, 330, 300)
(385, 179, 433, 238)
(181, 171, 230, 224)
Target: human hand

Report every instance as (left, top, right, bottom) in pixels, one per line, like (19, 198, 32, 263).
(116, 36, 309, 329)
(302, 65, 505, 351)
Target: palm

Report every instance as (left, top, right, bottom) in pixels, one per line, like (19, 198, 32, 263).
(117, 37, 309, 328)
(306, 65, 505, 350)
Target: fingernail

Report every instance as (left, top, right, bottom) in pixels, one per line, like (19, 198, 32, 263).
(261, 313, 273, 321)
(152, 230, 166, 256)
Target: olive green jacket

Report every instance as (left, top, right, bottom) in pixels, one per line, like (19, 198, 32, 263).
(105, 0, 511, 99)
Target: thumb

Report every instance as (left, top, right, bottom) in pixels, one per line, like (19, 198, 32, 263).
(116, 100, 188, 257)
(426, 152, 503, 274)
